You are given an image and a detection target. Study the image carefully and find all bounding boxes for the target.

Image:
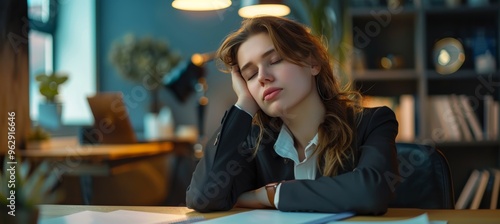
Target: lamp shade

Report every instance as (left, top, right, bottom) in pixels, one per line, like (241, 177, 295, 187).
(238, 0, 290, 18)
(172, 0, 232, 11)
(164, 60, 205, 102)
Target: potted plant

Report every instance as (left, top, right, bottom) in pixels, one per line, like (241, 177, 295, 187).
(35, 72, 69, 130)
(25, 125, 51, 150)
(294, 0, 352, 87)
(109, 34, 181, 114)
(0, 158, 62, 224)
(109, 34, 181, 139)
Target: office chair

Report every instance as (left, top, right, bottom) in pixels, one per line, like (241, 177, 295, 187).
(389, 143, 455, 209)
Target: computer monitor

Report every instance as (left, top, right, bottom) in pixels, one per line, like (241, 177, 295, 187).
(86, 92, 137, 144)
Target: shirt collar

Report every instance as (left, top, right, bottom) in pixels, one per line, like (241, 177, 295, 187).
(274, 125, 319, 164)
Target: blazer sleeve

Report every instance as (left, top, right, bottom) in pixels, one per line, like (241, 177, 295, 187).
(186, 106, 258, 212)
(277, 106, 399, 215)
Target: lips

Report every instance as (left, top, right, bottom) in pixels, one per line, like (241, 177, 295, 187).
(263, 87, 282, 101)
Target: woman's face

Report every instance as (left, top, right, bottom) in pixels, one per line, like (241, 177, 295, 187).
(237, 33, 319, 117)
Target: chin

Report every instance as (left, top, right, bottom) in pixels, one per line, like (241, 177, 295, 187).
(261, 109, 279, 118)
(262, 104, 296, 119)
(260, 105, 280, 118)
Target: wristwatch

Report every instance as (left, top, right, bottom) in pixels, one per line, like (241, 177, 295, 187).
(265, 182, 279, 208)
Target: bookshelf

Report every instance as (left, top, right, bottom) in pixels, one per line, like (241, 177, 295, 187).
(349, 0, 500, 207)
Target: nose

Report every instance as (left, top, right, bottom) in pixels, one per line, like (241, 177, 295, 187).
(257, 66, 274, 84)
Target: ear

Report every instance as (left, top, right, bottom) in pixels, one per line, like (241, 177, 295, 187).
(309, 57, 320, 76)
(310, 64, 320, 76)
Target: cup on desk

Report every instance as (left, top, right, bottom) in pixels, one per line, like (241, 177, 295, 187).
(176, 125, 198, 142)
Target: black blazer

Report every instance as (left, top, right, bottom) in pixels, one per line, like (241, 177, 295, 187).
(186, 106, 398, 215)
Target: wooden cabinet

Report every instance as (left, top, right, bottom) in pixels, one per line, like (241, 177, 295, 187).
(348, 0, 500, 206)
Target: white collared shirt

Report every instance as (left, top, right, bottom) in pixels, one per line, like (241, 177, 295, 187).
(273, 125, 318, 208)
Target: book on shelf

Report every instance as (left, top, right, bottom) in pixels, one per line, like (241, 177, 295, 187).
(428, 95, 461, 142)
(456, 168, 500, 210)
(449, 94, 473, 141)
(362, 95, 415, 142)
(494, 102, 499, 140)
(478, 168, 500, 209)
(398, 94, 415, 143)
(470, 169, 490, 209)
(428, 94, 499, 142)
(484, 95, 499, 141)
(488, 168, 500, 209)
(458, 94, 484, 141)
(455, 169, 481, 209)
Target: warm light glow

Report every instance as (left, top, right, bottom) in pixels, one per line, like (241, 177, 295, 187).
(238, 4, 290, 18)
(458, 53, 465, 62)
(172, 0, 232, 11)
(433, 37, 465, 75)
(381, 57, 392, 69)
(191, 54, 205, 66)
(191, 52, 215, 66)
(438, 49, 451, 65)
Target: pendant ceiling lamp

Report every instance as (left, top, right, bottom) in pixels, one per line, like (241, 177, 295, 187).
(172, 0, 232, 11)
(238, 0, 290, 18)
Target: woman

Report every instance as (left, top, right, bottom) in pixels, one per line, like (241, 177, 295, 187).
(186, 16, 398, 215)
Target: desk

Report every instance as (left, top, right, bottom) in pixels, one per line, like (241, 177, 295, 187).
(39, 205, 500, 223)
(21, 142, 174, 174)
(21, 142, 174, 204)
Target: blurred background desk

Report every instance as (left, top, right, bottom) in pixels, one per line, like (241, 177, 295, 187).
(20, 139, 196, 206)
(38, 205, 500, 224)
(21, 142, 174, 175)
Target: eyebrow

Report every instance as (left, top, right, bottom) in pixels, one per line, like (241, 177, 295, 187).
(239, 48, 277, 72)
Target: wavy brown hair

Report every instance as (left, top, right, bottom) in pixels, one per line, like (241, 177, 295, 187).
(216, 16, 363, 177)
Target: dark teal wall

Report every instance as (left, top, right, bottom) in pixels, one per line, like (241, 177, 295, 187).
(97, 0, 306, 138)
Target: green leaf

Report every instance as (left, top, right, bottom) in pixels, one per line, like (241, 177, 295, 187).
(35, 72, 69, 103)
(1, 159, 62, 208)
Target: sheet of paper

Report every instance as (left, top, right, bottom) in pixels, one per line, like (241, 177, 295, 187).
(196, 209, 354, 224)
(107, 210, 192, 223)
(38, 210, 192, 224)
(38, 211, 121, 224)
(327, 213, 447, 224)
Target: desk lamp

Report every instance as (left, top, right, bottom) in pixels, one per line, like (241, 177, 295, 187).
(163, 52, 214, 157)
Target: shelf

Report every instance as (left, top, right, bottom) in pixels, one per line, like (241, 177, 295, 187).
(435, 140, 500, 148)
(427, 70, 500, 80)
(351, 14, 416, 69)
(353, 70, 418, 96)
(425, 4, 499, 16)
(350, 6, 416, 17)
(353, 69, 419, 81)
(349, 2, 500, 205)
(353, 70, 419, 96)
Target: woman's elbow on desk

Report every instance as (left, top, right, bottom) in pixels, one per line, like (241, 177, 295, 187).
(186, 185, 235, 213)
(352, 178, 393, 215)
(355, 190, 391, 215)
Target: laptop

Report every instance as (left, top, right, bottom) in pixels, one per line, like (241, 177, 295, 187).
(85, 92, 137, 144)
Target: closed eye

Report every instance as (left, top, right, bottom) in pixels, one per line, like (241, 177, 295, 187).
(244, 70, 258, 81)
(270, 58, 283, 65)
(247, 72, 257, 81)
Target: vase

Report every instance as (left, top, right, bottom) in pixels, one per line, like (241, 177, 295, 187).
(472, 28, 497, 74)
(143, 106, 175, 141)
(38, 102, 62, 130)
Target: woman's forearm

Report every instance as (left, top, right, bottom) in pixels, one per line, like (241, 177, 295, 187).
(235, 186, 272, 209)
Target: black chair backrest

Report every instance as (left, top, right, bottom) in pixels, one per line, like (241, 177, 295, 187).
(389, 143, 455, 209)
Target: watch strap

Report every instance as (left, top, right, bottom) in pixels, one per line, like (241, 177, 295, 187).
(265, 182, 279, 208)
